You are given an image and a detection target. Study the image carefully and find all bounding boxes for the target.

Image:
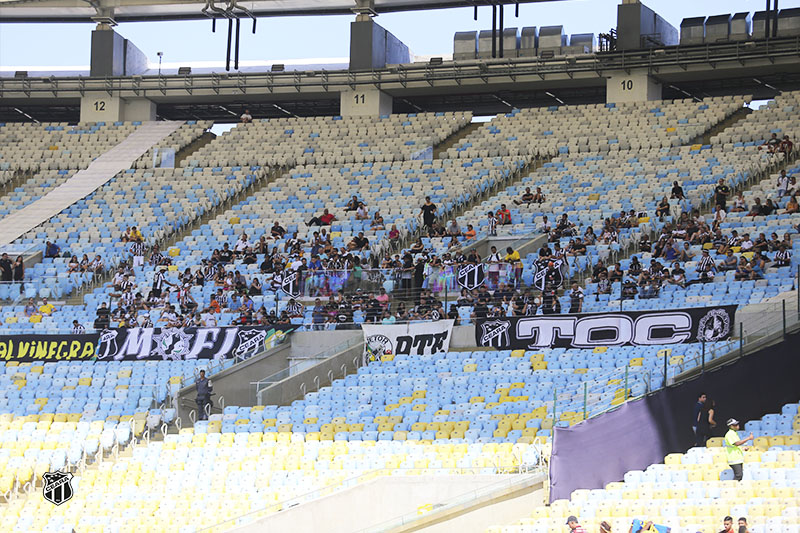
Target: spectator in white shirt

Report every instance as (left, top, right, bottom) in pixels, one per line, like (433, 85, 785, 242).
(234, 233, 250, 255)
(778, 169, 789, 198)
(240, 109, 252, 123)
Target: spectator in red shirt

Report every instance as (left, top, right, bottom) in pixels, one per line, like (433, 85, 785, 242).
(496, 204, 512, 225)
(566, 516, 587, 533)
(307, 208, 336, 227)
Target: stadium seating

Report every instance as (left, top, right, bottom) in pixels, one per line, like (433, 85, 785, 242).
(485, 401, 800, 533)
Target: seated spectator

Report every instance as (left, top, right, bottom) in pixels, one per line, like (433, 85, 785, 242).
(760, 132, 780, 153)
(778, 169, 790, 198)
(464, 224, 476, 240)
(270, 221, 286, 238)
(89, 255, 104, 273)
(348, 232, 370, 251)
(446, 219, 461, 236)
(355, 203, 369, 221)
(775, 243, 792, 267)
(370, 211, 385, 230)
(788, 176, 798, 197)
(638, 234, 651, 253)
(641, 278, 661, 299)
(345, 195, 361, 212)
(668, 263, 686, 288)
(496, 204, 512, 225)
(388, 224, 400, 243)
(718, 249, 738, 271)
(734, 256, 751, 281)
(583, 227, 597, 245)
(410, 239, 424, 253)
(597, 271, 611, 296)
(786, 195, 799, 214)
(219, 244, 234, 264)
(670, 181, 685, 200)
(621, 279, 637, 300)
(711, 205, 726, 230)
(750, 252, 767, 279)
(513, 187, 535, 206)
(748, 197, 765, 216)
(307, 208, 336, 227)
(591, 259, 606, 283)
(762, 198, 777, 216)
(539, 215, 551, 235)
(779, 134, 793, 155)
(569, 237, 587, 256)
(240, 108, 252, 123)
(678, 242, 696, 262)
(39, 297, 56, 316)
(609, 262, 624, 283)
(554, 213, 575, 238)
(531, 187, 546, 204)
(45, 241, 61, 258)
(730, 193, 747, 213)
(23, 298, 37, 317)
(739, 233, 754, 251)
(656, 196, 670, 218)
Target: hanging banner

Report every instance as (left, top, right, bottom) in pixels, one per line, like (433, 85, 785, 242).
(0, 326, 290, 363)
(475, 305, 737, 350)
(96, 326, 290, 361)
(0, 334, 99, 363)
(362, 319, 454, 363)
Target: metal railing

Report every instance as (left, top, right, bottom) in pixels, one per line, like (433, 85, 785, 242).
(251, 335, 363, 405)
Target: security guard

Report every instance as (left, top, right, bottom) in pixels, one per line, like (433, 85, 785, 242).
(724, 418, 753, 481)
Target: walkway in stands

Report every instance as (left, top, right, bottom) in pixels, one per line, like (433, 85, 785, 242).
(0, 120, 184, 245)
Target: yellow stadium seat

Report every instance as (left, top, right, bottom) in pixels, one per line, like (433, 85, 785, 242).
(532, 361, 547, 371)
(412, 390, 426, 399)
(380, 354, 394, 362)
(463, 364, 477, 372)
(510, 349, 525, 358)
(629, 357, 643, 367)
(168, 248, 180, 257)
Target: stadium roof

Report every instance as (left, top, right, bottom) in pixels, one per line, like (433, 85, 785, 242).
(0, 0, 564, 23)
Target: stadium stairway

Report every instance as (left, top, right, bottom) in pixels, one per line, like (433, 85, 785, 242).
(0, 121, 184, 246)
(433, 122, 484, 159)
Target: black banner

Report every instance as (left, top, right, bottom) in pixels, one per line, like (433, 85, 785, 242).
(0, 334, 98, 363)
(0, 326, 289, 363)
(475, 305, 737, 350)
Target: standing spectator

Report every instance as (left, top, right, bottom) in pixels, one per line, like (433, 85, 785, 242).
(487, 211, 497, 236)
(719, 516, 735, 533)
(714, 179, 731, 211)
(151, 266, 173, 298)
(737, 517, 751, 533)
(130, 238, 146, 268)
(778, 169, 790, 198)
(12, 256, 23, 282)
(45, 241, 61, 258)
(568, 282, 584, 313)
(307, 208, 336, 227)
(0, 253, 12, 282)
(505, 247, 523, 288)
(71, 320, 85, 334)
(692, 392, 707, 446)
(724, 418, 753, 481)
(566, 516, 587, 533)
(195, 370, 213, 421)
(420, 197, 438, 229)
(240, 108, 252, 123)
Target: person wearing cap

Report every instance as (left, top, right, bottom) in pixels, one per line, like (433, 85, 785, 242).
(566, 516, 587, 533)
(724, 418, 753, 481)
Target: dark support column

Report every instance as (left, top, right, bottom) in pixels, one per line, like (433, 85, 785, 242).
(349, 17, 410, 70)
(90, 26, 148, 77)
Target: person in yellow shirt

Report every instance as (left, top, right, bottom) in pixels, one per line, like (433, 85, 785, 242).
(504, 247, 523, 288)
(38, 297, 56, 316)
(724, 418, 753, 481)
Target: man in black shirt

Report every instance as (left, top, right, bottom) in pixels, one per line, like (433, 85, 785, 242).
(270, 221, 286, 239)
(94, 302, 111, 329)
(348, 232, 370, 251)
(714, 179, 731, 211)
(0, 253, 12, 282)
(513, 187, 535, 206)
(219, 244, 234, 264)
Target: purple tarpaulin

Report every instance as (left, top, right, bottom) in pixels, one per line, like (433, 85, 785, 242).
(549, 397, 670, 503)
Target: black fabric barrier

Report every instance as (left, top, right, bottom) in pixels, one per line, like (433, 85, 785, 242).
(0, 326, 289, 362)
(475, 305, 737, 350)
(550, 331, 800, 503)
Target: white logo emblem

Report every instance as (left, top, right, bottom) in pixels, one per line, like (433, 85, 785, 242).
(480, 320, 510, 347)
(697, 309, 731, 342)
(152, 328, 193, 360)
(234, 329, 267, 359)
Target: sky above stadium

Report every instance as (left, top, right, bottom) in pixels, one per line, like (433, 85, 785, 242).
(0, 0, 768, 69)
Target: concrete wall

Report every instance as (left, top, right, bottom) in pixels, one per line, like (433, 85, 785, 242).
(258, 340, 364, 406)
(230, 474, 544, 533)
(177, 342, 292, 419)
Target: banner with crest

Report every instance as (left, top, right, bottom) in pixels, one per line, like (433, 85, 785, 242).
(0, 326, 290, 363)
